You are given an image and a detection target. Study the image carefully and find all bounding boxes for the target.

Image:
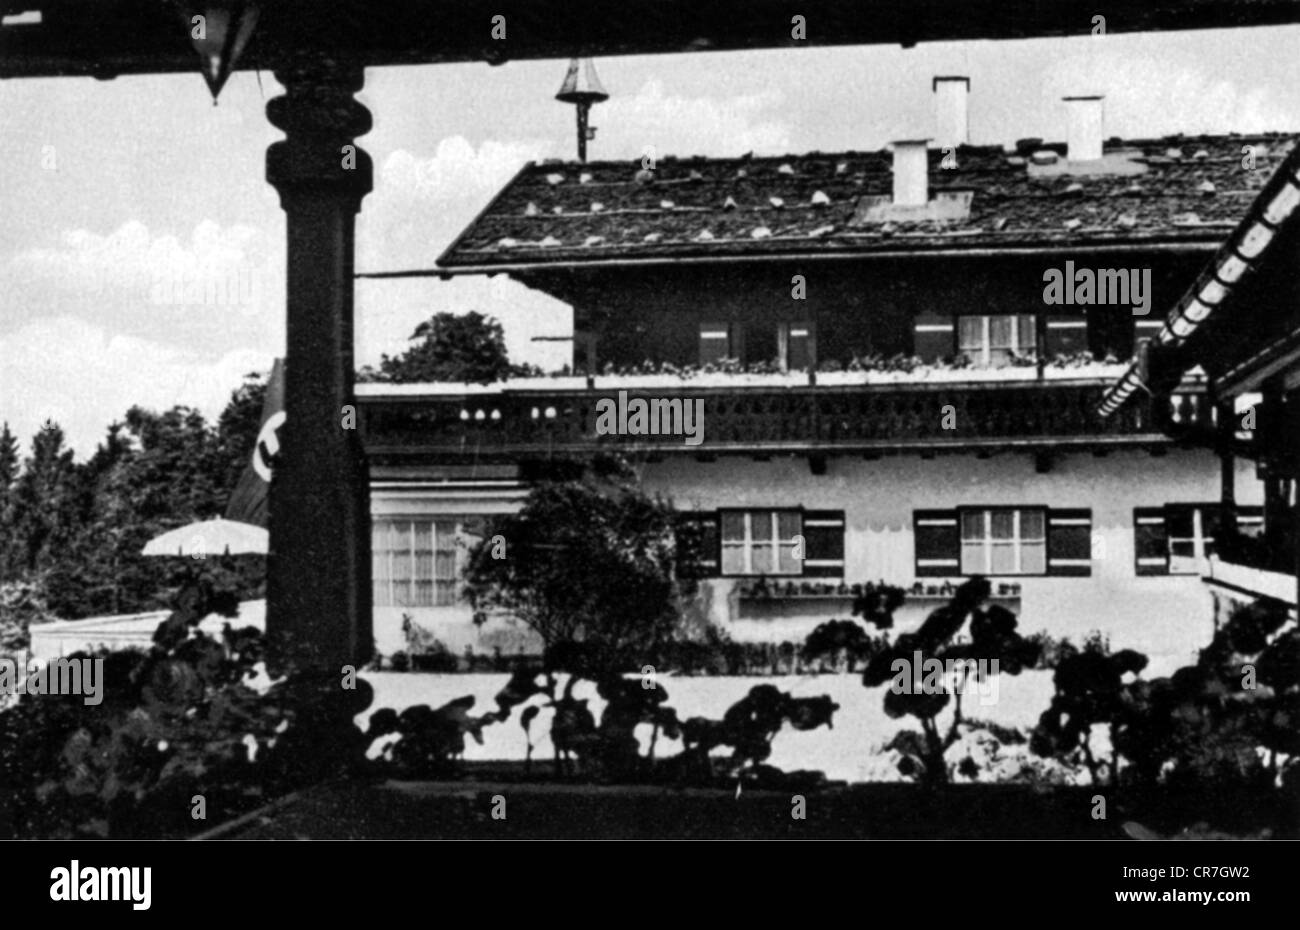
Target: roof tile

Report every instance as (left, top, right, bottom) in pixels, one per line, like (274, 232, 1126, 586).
(439, 133, 1297, 267)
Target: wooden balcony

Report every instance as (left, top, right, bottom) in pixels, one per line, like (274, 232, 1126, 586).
(357, 375, 1208, 461)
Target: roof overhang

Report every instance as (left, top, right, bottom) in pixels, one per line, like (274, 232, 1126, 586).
(4, 1, 1300, 80)
(1100, 144, 1300, 415)
(361, 239, 1222, 283)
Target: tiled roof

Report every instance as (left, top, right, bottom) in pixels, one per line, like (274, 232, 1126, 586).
(437, 134, 1296, 269)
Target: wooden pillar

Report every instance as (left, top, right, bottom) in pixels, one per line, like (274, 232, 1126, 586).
(264, 58, 374, 672)
(1217, 400, 1236, 526)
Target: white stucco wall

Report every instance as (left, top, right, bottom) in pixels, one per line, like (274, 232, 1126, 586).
(637, 448, 1260, 671)
(369, 449, 1260, 673)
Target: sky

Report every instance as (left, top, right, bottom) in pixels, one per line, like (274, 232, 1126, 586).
(0, 24, 1297, 457)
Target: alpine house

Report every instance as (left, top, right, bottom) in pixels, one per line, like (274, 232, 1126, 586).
(357, 74, 1295, 669)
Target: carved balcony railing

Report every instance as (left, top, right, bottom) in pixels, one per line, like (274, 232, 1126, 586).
(357, 377, 1210, 459)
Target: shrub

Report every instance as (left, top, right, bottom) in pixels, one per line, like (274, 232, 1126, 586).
(1031, 596, 1300, 796)
(862, 576, 1038, 785)
(0, 622, 373, 838)
(803, 619, 890, 673)
(464, 457, 688, 677)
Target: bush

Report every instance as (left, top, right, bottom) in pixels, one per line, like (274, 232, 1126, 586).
(0, 622, 373, 838)
(1022, 630, 1111, 670)
(862, 576, 1037, 785)
(803, 619, 890, 672)
(410, 640, 460, 673)
(1031, 596, 1300, 796)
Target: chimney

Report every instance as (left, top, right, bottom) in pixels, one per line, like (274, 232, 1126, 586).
(1063, 95, 1104, 162)
(933, 76, 970, 149)
(891, 140, 929, 206)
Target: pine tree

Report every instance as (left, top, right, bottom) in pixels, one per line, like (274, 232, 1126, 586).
(0, 422, 20, 582)
(0, 422, 18, 494)
(5, 423, 80, 577)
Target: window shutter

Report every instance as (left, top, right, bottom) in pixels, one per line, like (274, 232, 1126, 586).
(1045, 317, 1088, 356)
(1047, 508, 1092, 576)
(788, 323, 815, 371)
(914, 509, 959, 576)
(913, 315, 954, 363)
(676, 511, 719, 577)
(802, 509, 844, 577)
(1134, 507, 1169, 575)
(699, 323, 731, 365)
(730, 322, 746, 364)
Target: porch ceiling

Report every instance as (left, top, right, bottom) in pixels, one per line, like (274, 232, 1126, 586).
(2, 0, 1299, 80)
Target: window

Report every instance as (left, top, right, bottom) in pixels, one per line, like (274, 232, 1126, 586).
(372, 518, 472, 607)
(1134, 504, 1261, 576)
(958, 314, 1037, 367)
(1166, 505, 1216, 574)
(721, 509, 803, 576)
(959, 508, 1047, 575)
(683, 509, 843, 578)
(917, 507, 1089, 577)
(699, 322, 734, 365)
(777, 323, 815, 371)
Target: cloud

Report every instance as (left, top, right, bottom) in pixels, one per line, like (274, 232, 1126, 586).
(10, 219, 274, 306)
(0, 317, 272, 459)
(2, 219, 285, 349)
(1040, 48, 1297, 137)
(379, 137, 553, 201)
(361, 137, 552, 270)
(598, 79, 791, 159)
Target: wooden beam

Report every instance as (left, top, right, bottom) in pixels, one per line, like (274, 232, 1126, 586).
(3, 1, 1298, 80)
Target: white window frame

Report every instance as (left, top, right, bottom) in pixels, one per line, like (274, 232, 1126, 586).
(960, 507, 1047, 576)
(721, 509, 803, 576)
(958, 314, 1037, 367)
(373, 517, 469, 608)
(1167, 505, 1212, 575)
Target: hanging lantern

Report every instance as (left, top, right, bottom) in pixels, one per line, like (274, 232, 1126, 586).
(177, 2, 260, 101)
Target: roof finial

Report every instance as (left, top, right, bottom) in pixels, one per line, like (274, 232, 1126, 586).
(555, 58, 609, 163)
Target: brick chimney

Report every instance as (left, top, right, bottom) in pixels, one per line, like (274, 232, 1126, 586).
(933, 76, 970, 149)
(1063, 95, 1104, 162)
(891, 140, 929, 206)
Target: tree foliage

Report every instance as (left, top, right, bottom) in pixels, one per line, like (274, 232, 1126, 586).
(861, 577, 1039, 785)
(802, 618, 883, 672)
(365, 311, 537, 384)
(0, 378, 268, 620)
(1032, 595, 1300, 793)
(0, 617, 372, 838)
(462, 456, 688, 676)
